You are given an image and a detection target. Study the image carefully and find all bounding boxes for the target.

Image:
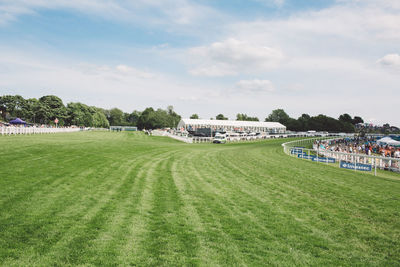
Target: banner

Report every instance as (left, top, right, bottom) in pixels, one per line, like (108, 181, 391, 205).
(298, 154, 315, 160)
(291, 147, 305, 155)
(340, 161, 372, 171)
(312, 157, 336, 163)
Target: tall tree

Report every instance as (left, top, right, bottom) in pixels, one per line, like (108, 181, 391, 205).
(236, 113, 259, 121)
(190, 114, 199, 119)
(92, 109, 110, 128)
(216, 114, 228, 120)
(21, 98, 39, 123)
(37, 95, 66, 124)
(265, 109, 290, 124)
(352, 116, 364, 125)
(108, 108, 124, 126)
(0, 95, 25, 120)
(166, 105, 181, 128)
(126, 110, 141, 126)
(338, 113, 353, 124)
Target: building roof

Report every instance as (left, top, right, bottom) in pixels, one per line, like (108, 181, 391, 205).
(178, 119, 286, 128)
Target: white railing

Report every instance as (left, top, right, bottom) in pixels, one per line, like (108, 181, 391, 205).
(151, 130, 193, 143)
(1, 127, 83, 135)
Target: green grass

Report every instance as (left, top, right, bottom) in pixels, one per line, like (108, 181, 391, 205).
(0, 132, 399, 266)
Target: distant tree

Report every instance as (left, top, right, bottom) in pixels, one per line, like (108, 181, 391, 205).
(137, 107, 155, 130)
(285, 118, 302, 131)
(216, 114, 228, 120)
(190, 114, 199, 119)
(126, 110, 141, 126)
(37, 95, 66, 125)
(0, 95, 26, 120)
(352, 116, 364, 125)
(21, 98, 39, 123)
(236, 113, 259, 121)
(339, 113, 353, 124)
(67, 102, 95, 126)
(297, 114, 311, 131)
(166, 105, 181, 128)
(108, 108, 124, 126)
(265, 109, 290, 124)
(92, 109, 109, 128)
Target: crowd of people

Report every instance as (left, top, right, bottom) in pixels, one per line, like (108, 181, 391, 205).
(317, 136, 400, 159)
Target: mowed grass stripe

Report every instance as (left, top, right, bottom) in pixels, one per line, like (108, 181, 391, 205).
(1, 149, 165, 265)
(0, 132, 399, 266)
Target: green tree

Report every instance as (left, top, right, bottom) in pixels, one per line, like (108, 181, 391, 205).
(0, 95, 26, 120)
(236, 113, 259, 121)
(126, 110, 141, 126)
(66, 102, 95, 126)
(190, 114, 199, 119)
(92, 109, 110, 128)
(216, 114, 228, 120)
(21, 98, 39, 123)
(37, 95, 66, 124)
(338, 113, 353, 124)
(297, 114, 311, 131)
(166, 106, 181, 128)
(137, 107, 156, 130)
(352, 116, 364, 125)
(265, 109, 290, 124)
(108, 108, 124, 126)
(136, 106, 181, 129)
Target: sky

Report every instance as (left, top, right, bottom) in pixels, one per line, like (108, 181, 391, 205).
(0, 0, 399, 126)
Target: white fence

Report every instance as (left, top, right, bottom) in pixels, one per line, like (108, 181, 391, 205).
(151, 130, 193, 143)
(1, 127, 82, 135)
(282, 137, 400, 176)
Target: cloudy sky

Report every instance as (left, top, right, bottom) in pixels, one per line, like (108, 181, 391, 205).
(0, 0, 399, 126)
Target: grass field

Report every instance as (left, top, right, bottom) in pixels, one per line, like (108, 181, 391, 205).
(0, 132, 399, 266)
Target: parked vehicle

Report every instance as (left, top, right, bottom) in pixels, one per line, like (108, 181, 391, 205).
(213, 133, 227, 144)
(227, 132, 240, 141)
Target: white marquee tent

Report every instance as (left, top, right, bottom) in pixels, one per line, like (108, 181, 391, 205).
(177, 119, 286, 134)
(377, 137, 400, 146)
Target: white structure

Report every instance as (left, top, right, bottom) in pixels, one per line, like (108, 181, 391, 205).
(109, 126, 138, 131)
(177, 119, 286, 134)
(1, 126, 82, 135)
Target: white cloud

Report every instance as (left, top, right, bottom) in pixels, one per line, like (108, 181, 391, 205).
(188, 38, 284, 76)
(115, 65, 154, 78)
(0, 0, 223, 31)
(377, 54, 400, 69)
(0, 49, 219, 113)
(235, 79, 275, 93)
(75, 63, 154, 79)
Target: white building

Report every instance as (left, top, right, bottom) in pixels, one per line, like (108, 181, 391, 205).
(177, 119, 286, 134)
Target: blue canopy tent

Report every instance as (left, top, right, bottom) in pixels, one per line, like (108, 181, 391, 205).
(9, 118, 27, 125)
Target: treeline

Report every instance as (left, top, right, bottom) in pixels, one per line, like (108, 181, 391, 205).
(202, 109, 364, 133)
(264, 109, 363, 133)
(0, 95, 180, 129)
(0, 94, 372, 133)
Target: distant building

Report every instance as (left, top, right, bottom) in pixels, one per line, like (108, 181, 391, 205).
(177, 119, 286, 134)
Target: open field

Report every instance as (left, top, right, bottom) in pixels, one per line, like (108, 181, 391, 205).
(0, 132, 399, 266)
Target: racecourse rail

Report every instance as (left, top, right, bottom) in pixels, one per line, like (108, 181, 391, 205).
(1, 126, 83, 135)
(282, 137, 400, 175)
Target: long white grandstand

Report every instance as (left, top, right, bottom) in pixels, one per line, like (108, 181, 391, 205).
(177, 119, 286, 134)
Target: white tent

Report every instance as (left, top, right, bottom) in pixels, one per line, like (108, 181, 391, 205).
(177, 119, 286, 133)
(377, 137, 400, 146)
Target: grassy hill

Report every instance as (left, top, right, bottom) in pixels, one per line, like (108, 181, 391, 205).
(0, 132, 399, 266)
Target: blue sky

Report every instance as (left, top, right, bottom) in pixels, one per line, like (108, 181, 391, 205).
(0, 0, 399, 126)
